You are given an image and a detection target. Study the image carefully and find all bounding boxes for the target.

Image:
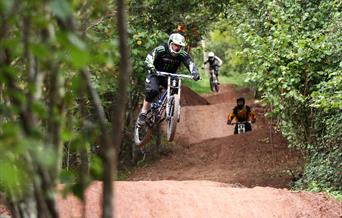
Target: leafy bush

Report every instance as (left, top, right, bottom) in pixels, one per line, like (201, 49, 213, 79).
(225, 0, 342, 191)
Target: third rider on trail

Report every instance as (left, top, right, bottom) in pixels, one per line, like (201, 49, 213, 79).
(204, 51, 223, 84)
(137, 33, 201, 127)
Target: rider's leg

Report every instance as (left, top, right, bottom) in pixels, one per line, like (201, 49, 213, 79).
(140, 100, 151, 114)
(137, 74, 160, 126)
(245, 123, 252, 132)
(234, 124, 238, 134)
(215, 66, 220, 84)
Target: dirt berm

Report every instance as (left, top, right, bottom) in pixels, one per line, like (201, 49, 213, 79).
(4, 85, 341, 218)
(58, 84, 341, 218)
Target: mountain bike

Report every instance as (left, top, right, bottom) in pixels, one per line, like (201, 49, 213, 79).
(134, 71, 194, 147)
(229, 121, 253, 134)
(209, 68, 219, 93)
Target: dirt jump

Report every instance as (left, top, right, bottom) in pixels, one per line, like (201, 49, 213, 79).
(57, 84, 341, 217)
(2, 85, 341, 217)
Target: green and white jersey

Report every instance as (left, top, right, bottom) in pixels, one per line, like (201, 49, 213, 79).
(144, 43, 196, 74)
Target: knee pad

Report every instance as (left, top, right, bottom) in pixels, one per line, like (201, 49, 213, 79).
(145, 89, 159, 102)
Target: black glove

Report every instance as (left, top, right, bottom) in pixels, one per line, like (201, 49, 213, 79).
(148, 67, 157, 75)
(192, 72, 200, 81)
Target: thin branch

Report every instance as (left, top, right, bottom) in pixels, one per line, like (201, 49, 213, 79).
(84, 13, 116, 33)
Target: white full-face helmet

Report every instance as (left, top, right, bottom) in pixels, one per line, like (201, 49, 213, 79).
(208, 52, 215, 58)
(168, 33, 186, 56)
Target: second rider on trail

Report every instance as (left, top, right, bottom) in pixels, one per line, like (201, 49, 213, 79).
(137, 33, 201, 127)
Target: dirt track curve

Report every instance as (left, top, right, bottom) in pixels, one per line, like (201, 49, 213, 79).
(58, 84, 340, 217)
(2, 85, 341, 217)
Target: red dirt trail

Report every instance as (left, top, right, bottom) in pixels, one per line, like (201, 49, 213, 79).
(2, 84, 341, 217)
(57, 84, 340, 218)
(57, 181, 341, 218)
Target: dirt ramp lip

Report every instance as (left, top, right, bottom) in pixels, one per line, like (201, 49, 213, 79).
(180, 85, 209, 106)
(203, 84, 255, 105)
(57, 181, 342, 218)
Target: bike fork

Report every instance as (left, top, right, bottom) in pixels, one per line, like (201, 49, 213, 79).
(166, 76, 171, 120)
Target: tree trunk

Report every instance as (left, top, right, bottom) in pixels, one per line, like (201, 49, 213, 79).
(78, 68, 113, 217)
(103, 0, 132, 217)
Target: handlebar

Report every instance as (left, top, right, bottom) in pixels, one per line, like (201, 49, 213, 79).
(156, 71, 194, 79)
(229, 121, 252, 125)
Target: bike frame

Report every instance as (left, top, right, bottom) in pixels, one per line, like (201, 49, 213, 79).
(210, 70, 218, 83)
(230, 121, 252, 134)
(134, 71, 193, 147)
(237, 123, 245, 134)
(150, 91, 167, 123)
(152, 71, 193, 125)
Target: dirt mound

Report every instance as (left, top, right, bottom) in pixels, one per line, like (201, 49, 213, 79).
(130, 127, 302, 188)
(132, 84, 302, 188)
(0, 205, 10, 217)
(203, 84, 255, 105)
(175, 103, 235, 145)
(174, 97, 266, 145)
(5, 84, 339, 218)
(57, 181, 342, 218)
(180, 85, 209, 106)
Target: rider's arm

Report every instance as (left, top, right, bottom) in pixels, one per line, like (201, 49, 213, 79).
(250, 110, 257, 123)
(215, 56, 223, 66)
(227, 112, 235, 124)
(180, 50, 198, 75)
(246, 105, 256, 123)
(144, 45, 164, 71)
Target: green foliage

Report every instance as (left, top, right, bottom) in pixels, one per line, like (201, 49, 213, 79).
(0, 0, 120, 209)
(130, 28, 168, 88)
(205, 23, 249, 77)
(225, 0, 342, 191)
(129, 0, 226, 44)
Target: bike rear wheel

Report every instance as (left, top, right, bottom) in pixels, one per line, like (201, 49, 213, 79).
(166, 94, 180, 142)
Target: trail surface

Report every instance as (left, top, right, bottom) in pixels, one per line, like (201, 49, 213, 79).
(130, 85, 302, 188)
(59, 86, 342, 218)
(4, 85, 341, 217)
(57, 181, 341, 218)
(58, 84, 341, 217)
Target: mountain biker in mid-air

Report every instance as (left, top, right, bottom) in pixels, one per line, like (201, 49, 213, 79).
(136, 33, 201, 127)
(227, 97, 256, 134)
(204, 51, 223, 84)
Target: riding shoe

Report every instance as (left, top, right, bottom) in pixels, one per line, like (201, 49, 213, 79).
(137, 112, 147, 127)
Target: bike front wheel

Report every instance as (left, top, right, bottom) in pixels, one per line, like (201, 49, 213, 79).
(210, 75, 219, 93)
(213, 82, 219, 93)
(166, 94, 180, 142)
(134, 122, 153, 147)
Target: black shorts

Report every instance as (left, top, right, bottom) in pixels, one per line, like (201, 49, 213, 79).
(144, 74, 168, 102)
(210, 65, 219, 75)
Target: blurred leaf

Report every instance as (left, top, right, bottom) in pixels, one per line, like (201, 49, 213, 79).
(59, 169, 77, 184)
(68, 33, 86, 50)
(69, 47, 90, 69)
(31, 43, 50, 59)
(0, 0, 14, 14)
(48, 0, 72, 20)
